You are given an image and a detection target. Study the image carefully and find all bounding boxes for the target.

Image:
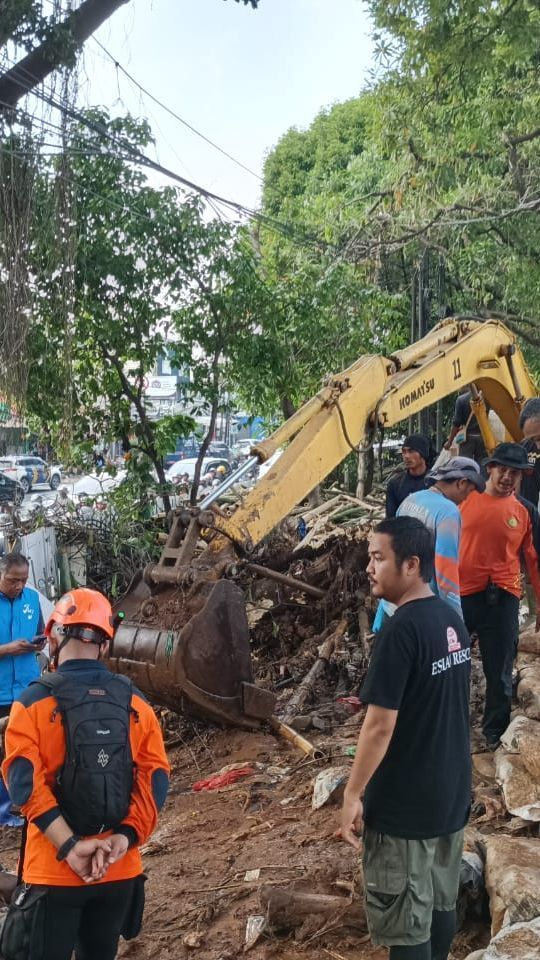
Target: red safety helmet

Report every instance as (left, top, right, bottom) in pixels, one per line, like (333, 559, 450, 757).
(45, 588, 115, 644)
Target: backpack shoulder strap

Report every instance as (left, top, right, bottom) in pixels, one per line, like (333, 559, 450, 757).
(31, 672, 66, 694)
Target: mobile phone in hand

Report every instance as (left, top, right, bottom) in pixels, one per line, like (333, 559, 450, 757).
(30, 634, 47, 647)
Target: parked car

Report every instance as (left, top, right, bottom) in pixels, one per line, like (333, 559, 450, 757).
(165, 440, 237, 469)
(0, 471, 24, 504)
(207, 442, 236, 462)
(0, 456, 62, 494)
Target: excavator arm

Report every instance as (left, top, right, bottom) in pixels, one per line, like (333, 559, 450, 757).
(110, 318, 537, 727)
(198, 317, 536, 552)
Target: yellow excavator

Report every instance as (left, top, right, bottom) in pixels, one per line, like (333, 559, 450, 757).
(108, 317, 537, 726)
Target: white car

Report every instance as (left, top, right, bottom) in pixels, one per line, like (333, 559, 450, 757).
(0, 456, 62, 494)
(166, 457, 230, 483)
(68, 470, 127, 498)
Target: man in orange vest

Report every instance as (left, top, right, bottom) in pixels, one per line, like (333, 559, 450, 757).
(459, 442, 540, 747)
(3, 588, 170, 960)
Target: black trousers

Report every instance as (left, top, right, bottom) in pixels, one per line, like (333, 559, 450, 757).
(42, 878, 137, 960)
(461, 589, 519, 743)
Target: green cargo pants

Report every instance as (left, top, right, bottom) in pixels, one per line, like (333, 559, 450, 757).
(362, 827, 464, 947)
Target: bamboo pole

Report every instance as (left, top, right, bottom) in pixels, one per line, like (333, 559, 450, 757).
(269, 717, 325, 760)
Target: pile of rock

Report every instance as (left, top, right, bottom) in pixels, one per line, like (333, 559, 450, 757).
(465, 625, 540, 959)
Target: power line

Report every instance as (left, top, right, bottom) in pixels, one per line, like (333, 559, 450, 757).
(1, 61, 324, 249)
(92, 37, 263, 183)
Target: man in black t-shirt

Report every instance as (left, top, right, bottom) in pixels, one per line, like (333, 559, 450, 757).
(341, 517, 471, 960)
(385, 434, 430, 517)
(519, 398, 540, 508)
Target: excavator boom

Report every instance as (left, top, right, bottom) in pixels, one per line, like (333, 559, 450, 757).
(109, 317, 537, 725)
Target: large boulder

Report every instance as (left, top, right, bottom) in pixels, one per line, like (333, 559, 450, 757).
(516, 663, 540, 721)
(464, 916, 540, 960)
(500, 715, 540, 781)
(517, 627, 540, 657)
(483, 835, 540, 934)
(494, 748, 540, 821)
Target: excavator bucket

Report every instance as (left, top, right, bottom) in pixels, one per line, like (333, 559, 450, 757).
(108, 579, 276, 728)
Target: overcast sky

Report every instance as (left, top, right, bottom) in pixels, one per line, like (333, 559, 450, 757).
(78, 0, 374, 210)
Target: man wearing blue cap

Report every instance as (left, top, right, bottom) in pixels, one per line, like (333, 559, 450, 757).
(374, 456, 483, 630)
(385, 435, 430, 517)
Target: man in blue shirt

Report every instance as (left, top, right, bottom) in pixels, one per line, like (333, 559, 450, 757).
(374, 457, 484, 629)
(0, 552, 45, 825)
(0, 553, 44, 717)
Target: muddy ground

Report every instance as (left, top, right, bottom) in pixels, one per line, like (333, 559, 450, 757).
(0, 714, 491, 960)
(0, 525, 510, 958)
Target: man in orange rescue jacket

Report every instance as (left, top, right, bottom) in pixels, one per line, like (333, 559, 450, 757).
(2, 588, 170, 960)
(459, 442, 540, 747)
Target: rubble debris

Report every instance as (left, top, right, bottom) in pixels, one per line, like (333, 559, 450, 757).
(243, 914, 266, 951)
(280, 619, 348, 724)
(312, 766, 350, 810)
(192, 764, 256, 792)
(483, 835, 540, 934)
(464, 916, 540, 960)
(457, 851, 485, 927)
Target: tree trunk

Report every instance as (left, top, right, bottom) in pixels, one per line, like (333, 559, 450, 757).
(0, 0, 131, 111)
(190, 398, 219, 506)
(356, 446, 374, 498)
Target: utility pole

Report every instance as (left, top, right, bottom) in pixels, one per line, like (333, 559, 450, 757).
(0, 0, 131, 113)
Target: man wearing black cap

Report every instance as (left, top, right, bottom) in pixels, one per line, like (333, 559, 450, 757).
(459, 442, 540, 747)
(519, 398, 540, 508)
(385, 435, 430, 517)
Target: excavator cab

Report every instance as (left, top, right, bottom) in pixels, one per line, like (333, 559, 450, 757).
(108, 318, 536, 726)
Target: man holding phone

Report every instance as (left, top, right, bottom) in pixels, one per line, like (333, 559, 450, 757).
(0, 552, 45, 825)
(0, 553, 45, 718)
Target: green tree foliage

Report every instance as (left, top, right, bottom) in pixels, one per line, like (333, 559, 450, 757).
(355, 0, 540, 349)
(12, 112, 278, 498)
(260, 0, 540, 399)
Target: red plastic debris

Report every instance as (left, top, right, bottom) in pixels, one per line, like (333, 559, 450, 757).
(192, 766, 255, 792)
(336, 696, 362, 714)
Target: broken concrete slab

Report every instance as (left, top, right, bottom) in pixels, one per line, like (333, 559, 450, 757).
(483, 835, 540, 934)
(465, 916, 540, 959)
(494, 748, 540, 821)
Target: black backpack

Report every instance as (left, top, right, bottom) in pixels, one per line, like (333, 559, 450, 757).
(36, 672, 136, 836)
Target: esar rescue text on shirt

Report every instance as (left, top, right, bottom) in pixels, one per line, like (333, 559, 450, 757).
(432, 648, 471, 676)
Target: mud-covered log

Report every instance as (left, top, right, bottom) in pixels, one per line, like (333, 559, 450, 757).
(483, 835, 540, 935)
(260, 884, 366, 930)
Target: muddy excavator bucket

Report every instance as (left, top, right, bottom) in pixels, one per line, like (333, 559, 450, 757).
(108, 579, 276, 728)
